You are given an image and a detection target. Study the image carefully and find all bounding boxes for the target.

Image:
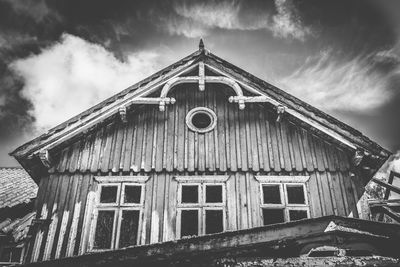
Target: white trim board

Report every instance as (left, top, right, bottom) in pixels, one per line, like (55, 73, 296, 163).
(255, 176, 310, 183)
(94, 176, 150, 183)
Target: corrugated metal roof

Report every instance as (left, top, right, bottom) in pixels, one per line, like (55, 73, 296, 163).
(0, 167, 38, 209)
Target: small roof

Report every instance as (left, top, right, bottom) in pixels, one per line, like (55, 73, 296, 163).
(0, 167, 37, 209)
(20, 216, 400, 267)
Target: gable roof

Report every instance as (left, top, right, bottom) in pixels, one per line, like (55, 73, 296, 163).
(10, 43, 390, 174)
(0, 167, 37, 209)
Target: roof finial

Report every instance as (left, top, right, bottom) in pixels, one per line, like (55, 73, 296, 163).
(199, 38, 204, 51)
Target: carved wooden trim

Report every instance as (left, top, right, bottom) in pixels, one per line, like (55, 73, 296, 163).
(174, 175, 230, 183)
(94, 176, 150, 183)
(38, 150, 52, 168)
(255, 176, 310, 183)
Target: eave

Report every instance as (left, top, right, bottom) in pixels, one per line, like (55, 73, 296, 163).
(20, 216, 400, 267)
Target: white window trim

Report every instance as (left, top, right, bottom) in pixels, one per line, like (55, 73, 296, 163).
(258, 176, 310, 223)
(175, 176, 229, 238)
(89, 176, 148, 251)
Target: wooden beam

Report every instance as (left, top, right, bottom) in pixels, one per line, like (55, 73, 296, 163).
(371, 178, 400, 195)
(118, 106, 127, 123)
(276, 105, 286, 122)
(38, 150, 52, 168)
(352, 149, 364, 166)
(199, 62, 205, 91)
(379, 206, 400, 223)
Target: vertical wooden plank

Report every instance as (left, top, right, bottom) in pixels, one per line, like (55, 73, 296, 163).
(90, 126, 105, 172)
(68, 141, 81, 173)
(111, 122, 125, 172)
(254, 107, 264, 171)
(73, 174, 93, 255)
(144, 174, 154, 244)
(50, 175, 72, 259)
(38, 174, 61, 261)
(79, 133, 94, 172)
(239, 110, 248, 171)
(166, 103, 176, 172)
(280, 122, 292, 172)
(122, 116, 135, 172)
(167, 174, 178, 240)
(144, 107, 155, 172)
(326, 172, 339, 215)
(217, 93, 227, 172)
(162, 175, 173, 241)
(232, 106, 241, 170)
(176, 90, 186, 172)
(318, 172, 334, 215)
(226, 174, 237, 231)
(155, 106, 166, 172)
(100, 123, 115, 173)
(61, 174, 82, 257)
(212, 89, 220, 171)
(187, 89, 195, 172)
(330, 172, 346, 216)
(248, 105, 259, 172)
(341, 172, 358, 218)
(269, 118, 281, 172)
(259, 109, 270, 172)
(238, 173, 248, 229)
(314, 172, 326, 216)
(307, 173, 322, 217)
(300, 129, 314, 172)
(132, 111, 145, 172)
(289, 124, 303, 172)
(222, 91, 230, 171)
(244, 108, 253, 170)
(313, 137, 326, 172)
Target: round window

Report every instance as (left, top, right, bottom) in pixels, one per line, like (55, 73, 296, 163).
(186, 107, 217, 133)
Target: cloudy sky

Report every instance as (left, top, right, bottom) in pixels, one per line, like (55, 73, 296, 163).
(1, 0, 400, 167)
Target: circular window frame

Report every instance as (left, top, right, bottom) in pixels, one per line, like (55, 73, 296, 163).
(186, 107, 217, 133)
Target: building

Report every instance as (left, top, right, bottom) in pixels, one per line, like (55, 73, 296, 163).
(9, 41, 400, 266)
(0, 167, 37, 266)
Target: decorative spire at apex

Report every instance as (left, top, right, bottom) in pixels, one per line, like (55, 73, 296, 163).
(199, 38, 205, 51)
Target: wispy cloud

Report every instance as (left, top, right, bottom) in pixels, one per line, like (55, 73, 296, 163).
(279, 49, 400, 112)
(163, 0, 312, 40)
(10, 34, 161, 131)
(271, 0, 312, 41)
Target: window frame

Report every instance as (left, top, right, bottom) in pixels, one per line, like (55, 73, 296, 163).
(256, 176, 310, 224)
(89, 176, 149, 251)
(175, 176, 229, 238)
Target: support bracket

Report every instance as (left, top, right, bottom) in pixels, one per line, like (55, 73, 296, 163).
(39, 150, 52, 168)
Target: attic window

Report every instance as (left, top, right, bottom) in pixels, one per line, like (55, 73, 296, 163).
(186, 107, 217, 133)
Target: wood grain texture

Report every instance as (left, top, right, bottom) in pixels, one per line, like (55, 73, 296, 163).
(53, 85, 351, 174)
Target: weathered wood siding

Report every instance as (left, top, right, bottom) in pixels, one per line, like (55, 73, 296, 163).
(28, 84, 361, 262)
(51, 84, 351, 174)
(29, 170, 362, 262)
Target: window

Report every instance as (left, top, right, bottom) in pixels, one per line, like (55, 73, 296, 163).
(90, 176, 148, 250)
(175, 176, 228, 238)
(256, 176, 310, 226)
(0, 247, 23, 264)
(186, 107, 217, 133)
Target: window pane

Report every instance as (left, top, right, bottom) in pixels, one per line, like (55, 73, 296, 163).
(205, 210, 223, 234)
(262, 208, 284, 225)
(206, 185, 223, 203)
(0, 248, 11, 262)
(124, 185, 141, 204)
(181, 210, 198, 237)
(94, 210, 115, 249)
(287, 185, 305, 204)
(100, 186, 118, 203)
(181, 185, 198, 203)
(119, 210, 140, 248)
(289, 210, 308, 221)
(262, 185, 281, 204)
(11, 248, 22, 263)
